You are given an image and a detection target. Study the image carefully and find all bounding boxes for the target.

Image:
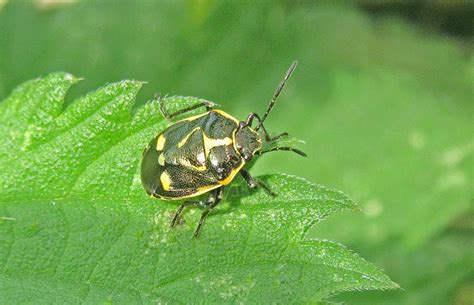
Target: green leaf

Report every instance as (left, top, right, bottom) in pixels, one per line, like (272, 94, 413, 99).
(0, 74, 397, 303)
(0, 3, 471, 304)
(333, 230, 474, 305)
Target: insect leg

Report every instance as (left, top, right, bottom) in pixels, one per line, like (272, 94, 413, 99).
(240, 169, 276, 197)
(156, 94, 217, 120)
(194, 187, 223, 238)
(268, 132, 289, 142)
(170, 200, 204, 227)
(257, 146, 307, 157)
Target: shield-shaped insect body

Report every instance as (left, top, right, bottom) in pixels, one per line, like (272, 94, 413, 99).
(141, 61, 306, 237)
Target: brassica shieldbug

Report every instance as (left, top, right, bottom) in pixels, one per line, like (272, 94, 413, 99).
(141, 61, 306, 237)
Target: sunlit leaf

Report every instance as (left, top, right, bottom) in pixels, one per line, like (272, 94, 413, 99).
(0, 74, 397, 303)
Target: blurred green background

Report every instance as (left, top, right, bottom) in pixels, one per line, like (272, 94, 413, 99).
(0, 1, 472, 304)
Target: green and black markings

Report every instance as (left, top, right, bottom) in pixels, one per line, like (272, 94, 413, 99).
(141, 61, 306, 237)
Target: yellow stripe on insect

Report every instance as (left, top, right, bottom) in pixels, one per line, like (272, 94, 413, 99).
(218, 159, 245, 185)
(176, 112, 208, 123)
(196, 184, 220, 194)
(156, 134, 166, 151)
(213, 109, 239, 124)
(157, 184, 221, 200)
(177, 127, 201, 148)
(160, 171, 172, 191)
(158, 153, 165, 166)
(203, 133, 233, 157)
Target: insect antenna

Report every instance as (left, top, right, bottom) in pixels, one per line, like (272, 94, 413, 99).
(256, 60, 298, 131)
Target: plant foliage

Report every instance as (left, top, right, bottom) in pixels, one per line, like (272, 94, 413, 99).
(0, 74, 397, 303)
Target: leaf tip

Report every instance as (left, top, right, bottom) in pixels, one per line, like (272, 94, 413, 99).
(390, 281, 401, 290)
(118, 79, 144, 88)
(45, 72, 82, 85)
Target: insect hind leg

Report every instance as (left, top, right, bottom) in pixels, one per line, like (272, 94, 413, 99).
(156, 93, 217, 120)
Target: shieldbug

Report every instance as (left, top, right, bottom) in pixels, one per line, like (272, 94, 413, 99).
(141, 61, 305, 237)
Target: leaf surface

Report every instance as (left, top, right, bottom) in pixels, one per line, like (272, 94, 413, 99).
(0, 74, 397, 303)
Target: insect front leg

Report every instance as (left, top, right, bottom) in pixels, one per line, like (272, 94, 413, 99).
(156, 94, 217, 120)
(194, 187, 224, 238)
(240, 169, 276, 197)
(257, 146, 307, 157)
